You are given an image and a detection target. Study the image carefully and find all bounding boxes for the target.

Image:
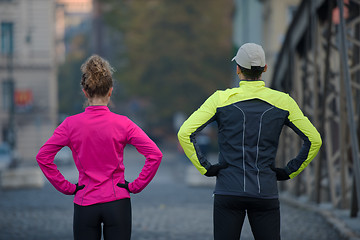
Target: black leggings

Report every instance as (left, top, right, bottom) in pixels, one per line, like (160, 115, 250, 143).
(73, 198, 132, 240)
(213, 195, 280, 240)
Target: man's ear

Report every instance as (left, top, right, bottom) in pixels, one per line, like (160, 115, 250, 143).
(236, 65, 241, 75)
(263, 64, 268, 73)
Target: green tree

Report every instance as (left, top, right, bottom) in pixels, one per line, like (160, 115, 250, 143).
(103, 0, 233, 134)
(58, 34, 90, 117)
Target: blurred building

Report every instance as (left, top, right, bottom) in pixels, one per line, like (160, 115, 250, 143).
(261, 0, 301, 83)
(57, 0, 92, 14)
(0, 0, 57, 164)
(232, 0, 263, 51)
(232, 0, 301, 83)
(55, 0, 93, 62)
(231, 0, 263, 86)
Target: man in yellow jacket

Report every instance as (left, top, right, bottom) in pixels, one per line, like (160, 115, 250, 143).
(178, 43, 322, 240)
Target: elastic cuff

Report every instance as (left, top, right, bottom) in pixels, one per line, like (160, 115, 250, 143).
(68, 184, 77, 195)
(128, 182, 136, 193)
(200, 158, 212, 170)
(284, 166, 292, 176)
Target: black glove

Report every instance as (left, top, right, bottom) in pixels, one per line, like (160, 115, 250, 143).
(204, 162, 229, 177)
(117, 180, 132, 193)
(73, 183, 85, 195)
(271, 167, 290, 181)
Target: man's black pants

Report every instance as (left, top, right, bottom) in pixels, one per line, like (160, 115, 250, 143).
(213, 195, 280, 240)
(73, 198, 132, 240)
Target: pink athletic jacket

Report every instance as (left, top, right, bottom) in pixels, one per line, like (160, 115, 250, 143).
(36, 106, 162, 206)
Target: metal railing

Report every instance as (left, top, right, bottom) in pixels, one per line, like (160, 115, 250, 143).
(271, 0, 360, 217)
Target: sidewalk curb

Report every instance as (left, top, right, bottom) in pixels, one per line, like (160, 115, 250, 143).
(280, 194, 360, 240)
(185, 166, 216, 187)
(1, 167, 44, 189)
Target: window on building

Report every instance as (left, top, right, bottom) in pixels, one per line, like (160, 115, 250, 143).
(2, 80, 14, 111)
(1, 22, 14, 55)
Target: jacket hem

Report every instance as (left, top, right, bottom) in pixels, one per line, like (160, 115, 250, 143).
(74, 195, 131, 206)
(213, 190, 279, 199)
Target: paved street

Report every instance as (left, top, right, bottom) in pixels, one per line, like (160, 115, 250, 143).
(0, 148, 342, 240)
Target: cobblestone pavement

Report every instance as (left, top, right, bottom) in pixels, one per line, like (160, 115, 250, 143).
(0, 149, 343, 240)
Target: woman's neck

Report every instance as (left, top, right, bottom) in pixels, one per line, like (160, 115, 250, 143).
(88, 97, 109, 106)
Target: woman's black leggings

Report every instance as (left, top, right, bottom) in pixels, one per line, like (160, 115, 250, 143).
(213, 194, 280, 240)
(73, 198, 132, 240)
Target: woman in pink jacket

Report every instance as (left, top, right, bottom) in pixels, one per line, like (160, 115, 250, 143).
(36, 55, 162, 240)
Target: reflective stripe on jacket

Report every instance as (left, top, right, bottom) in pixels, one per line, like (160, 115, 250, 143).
(178, 81, 322, 199)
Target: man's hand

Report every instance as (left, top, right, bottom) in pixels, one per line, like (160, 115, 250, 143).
(73, 183, 85, 195)
(204, 162, 229, 177)
(271, 167, 290, 181)
(117, 180, 132, 193)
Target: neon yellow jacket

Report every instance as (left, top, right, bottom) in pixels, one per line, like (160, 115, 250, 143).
(178, 81, 321, 198)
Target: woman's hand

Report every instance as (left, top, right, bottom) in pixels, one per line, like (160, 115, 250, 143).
(117, 180, 132, 193)
(73, 183, 85, 195)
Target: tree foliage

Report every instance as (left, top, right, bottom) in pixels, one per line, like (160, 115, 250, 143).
(58, 34, 90, 117)
(103, 0, 234, 133)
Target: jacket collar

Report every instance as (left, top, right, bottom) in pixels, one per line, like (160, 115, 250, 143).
(239, 80, 265, 88)
(85, 105, 110, 113)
